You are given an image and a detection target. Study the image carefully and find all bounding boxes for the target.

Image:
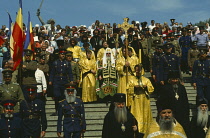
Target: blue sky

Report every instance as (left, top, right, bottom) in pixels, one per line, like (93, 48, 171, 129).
(1, 0, 210, 28)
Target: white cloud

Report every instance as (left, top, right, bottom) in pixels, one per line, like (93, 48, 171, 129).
(146, 0, 184, 11)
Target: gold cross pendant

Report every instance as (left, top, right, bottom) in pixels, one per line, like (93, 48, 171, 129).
(204, 126, 208, 133)
(175, 93, 179, 100)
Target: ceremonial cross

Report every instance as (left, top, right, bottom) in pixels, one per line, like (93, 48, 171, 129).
(175, 93, 179, 100)
(118, 18, 134, 39)
(117, 18, 134, 97)
(204, 126, 208, 133)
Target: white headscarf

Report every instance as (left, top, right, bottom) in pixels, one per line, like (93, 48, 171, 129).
(102, 48, 115, 68)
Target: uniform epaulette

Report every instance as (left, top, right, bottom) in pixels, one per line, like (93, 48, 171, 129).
(59, 99, 66, 103)
(72, 61, 76, 63)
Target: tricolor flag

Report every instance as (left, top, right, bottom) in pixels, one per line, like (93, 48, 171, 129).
(12, 0, 24, 71)
(24, 12, 34, 52)
(7, 12, 15, 57)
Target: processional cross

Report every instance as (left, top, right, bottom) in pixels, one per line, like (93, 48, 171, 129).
(117, 18, 134, 96)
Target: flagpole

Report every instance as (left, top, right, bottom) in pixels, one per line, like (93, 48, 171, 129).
(6, 11, 14, 53)
(13, 0, 24, 85)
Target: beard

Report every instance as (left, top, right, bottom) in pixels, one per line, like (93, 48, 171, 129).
(158, 116, 175, 133)
(114, 105, 127, 124)
(64, 90, 77, 103)
(106, 57, 111, 61)
(5, 113, 13, 118)
(172, 84, 178, 92)
(197, 107, 209, 127)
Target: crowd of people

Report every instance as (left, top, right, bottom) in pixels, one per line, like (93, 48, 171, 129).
(1, 16, 210, 137)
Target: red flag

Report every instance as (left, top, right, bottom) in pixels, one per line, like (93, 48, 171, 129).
(0, 36, 5, 46)
(12, 0, 24, 71)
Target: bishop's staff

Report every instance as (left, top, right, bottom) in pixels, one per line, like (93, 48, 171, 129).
(115, 34, 119, 59)
(118, 18, 134, 88)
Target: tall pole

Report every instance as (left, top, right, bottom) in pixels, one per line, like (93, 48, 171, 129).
(118, 18, 134, 85)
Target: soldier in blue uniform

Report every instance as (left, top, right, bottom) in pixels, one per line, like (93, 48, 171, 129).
(20, 85, 47, 137)
(49, 49, 73, 116)
(152, 45, 164, 83)
(192, 51, 210, 105)
(179, 28, 192, 74)
(151, 45, 164, 95)
(48, 40, 65, 98)
(57, 84, 86, 138)
(0, 100, 22, 138)
(159, 43, 180, 85)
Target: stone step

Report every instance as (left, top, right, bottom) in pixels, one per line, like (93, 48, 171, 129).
(46, 112, 106, 120)
(46, 101, 54, 104)
(184, 83, 192, 87)
(46, 106, 197, 121)
(187, 93, 197, 96)
(150, 97, 196, 102)
(150, 101, 197, 105)
(44, 131, 102, 138)
(44, 78, 197, 138)
(44, 132, 60, 138)
(47, 124, 102, 132)
(186, 89, 196, 92)
(47, 120, 104, 126)
(45, 108, 109, 113)
(45, 103, 110, 109)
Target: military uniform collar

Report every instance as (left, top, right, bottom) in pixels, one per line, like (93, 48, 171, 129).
(2, 81, 11, 85)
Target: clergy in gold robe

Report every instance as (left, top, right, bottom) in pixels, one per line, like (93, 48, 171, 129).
(67, 38, 82, 60)
(117, 46, 137, 59)
(144, 97, 187, 138)
(97, 41, 111, 62)
(116, 47, 138, 97)
(144, 120, 187, 138)
(128, 48, 139, 65)
(128, 64, 154, 134)
(79, 50, 97, 102)
(80, 43, 95, 60)
(96, 48, 117, 99)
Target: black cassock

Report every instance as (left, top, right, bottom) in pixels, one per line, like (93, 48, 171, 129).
(102, 110, 139, 138)
(159, 83, 190, 136)
(190, 115, 210, 138)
